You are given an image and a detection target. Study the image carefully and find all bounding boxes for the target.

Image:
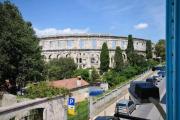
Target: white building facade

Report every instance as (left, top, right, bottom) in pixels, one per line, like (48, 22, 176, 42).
(39, 34, 154, 68)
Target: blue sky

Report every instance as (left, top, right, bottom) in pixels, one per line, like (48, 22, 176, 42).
(9, 0, 165, 42)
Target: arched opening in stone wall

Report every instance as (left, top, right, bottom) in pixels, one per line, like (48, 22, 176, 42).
(66, 54, 70, 58)
(122, 54, 126, 60)
(48, 54, 52, 60)
(28, 108, 44, 120)
(57, 54, 61, 59)
(42, 55, 46, 60)
(96, 54, 99, 63)
(79, 58, 82, 63)
(91, 57, 95, 64)
(10, 108, 44, 120)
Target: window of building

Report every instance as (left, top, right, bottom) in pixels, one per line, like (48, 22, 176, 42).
(92, 40, 97, 49)
(79, 58, 82, 63)
(83, 65, 85, 68)
(91, 58, 95, 63)
(58, 41, 65, 49)
(121, 41, 125, 49)
(80, 40, 85, 49)
(112, 41, 116, 49)
(67, 40, 73, 49)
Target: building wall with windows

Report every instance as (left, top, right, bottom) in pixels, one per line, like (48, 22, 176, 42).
(39, 34, 151, 68)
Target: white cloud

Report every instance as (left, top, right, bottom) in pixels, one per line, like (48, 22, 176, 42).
(34, 28, 90, 37)
(134, 23, 148, 30)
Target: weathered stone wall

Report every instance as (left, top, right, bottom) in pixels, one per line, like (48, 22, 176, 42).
(0, 95, 67, 120)
(39, 35, 150, 68)
(71, 87, 89, 102)
(0, 93, 17, 107)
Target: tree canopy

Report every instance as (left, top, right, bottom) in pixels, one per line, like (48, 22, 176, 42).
(126, 35, 135, 65)
(47, 58, 77, 80)
(155, 39, 165, 60)
(91, 67, 100, 83)
(146, 40, 152, 59)
(100, 42, 109, 74)
(114, 46, 124, 72)
(73, 68, 90, 82)
(0, 1, 45, 86)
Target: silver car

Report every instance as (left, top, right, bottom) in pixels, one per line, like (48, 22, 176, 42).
(115, 99, 136, 115)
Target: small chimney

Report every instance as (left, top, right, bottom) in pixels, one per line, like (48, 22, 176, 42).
(77, 76, 82, 87)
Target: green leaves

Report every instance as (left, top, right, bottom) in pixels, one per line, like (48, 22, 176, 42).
(91, 67, 100, 83)
(155, 39, 165, 60)
(73, 69, 90, 82)
(114, 46, 124, 72)
(47, 58, 77, 80)
(0, 1, 45, 86)
(25, 81, 69, 99)
(146, 40, 152, 59)
(100, 42, 109, 74)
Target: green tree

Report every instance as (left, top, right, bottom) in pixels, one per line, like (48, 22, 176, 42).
(132, 54, 147, 67)
(91, 67, 100, 82)
(114, 46, 124, 72)
(47, 58, 77, 80)
(0, 1, 45, 87)
(102, 70, 126, 87)
(155, 39, 165, 60)
(146, 40, 152, 59)
(126, 35, 135, 65)
(73, 69, 90, 82)
(100, 42, 109, 74)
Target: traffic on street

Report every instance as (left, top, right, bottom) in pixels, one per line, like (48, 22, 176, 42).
(95, 66, 166, 120)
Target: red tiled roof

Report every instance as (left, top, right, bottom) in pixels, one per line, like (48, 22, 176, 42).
(49, 78, 89, 90)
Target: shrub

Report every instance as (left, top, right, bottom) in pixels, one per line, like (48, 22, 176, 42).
(73, 69, 90, 82)
(47, 58, 77, 80)
(91, 67, 100, 83)
(147, 59, 159, 68)
(103, 70, 127, 87)
(121, 66, 138, 78)
(24, 81, 69, 99)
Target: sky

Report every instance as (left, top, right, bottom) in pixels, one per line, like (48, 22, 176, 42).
(8, 0, 165, 42)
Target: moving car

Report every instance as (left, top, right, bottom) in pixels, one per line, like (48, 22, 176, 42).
(115, 99, 136, 115)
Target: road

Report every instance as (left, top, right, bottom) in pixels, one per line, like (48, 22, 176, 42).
(94, 71, 166, 120)
(131, 76, 166, 120)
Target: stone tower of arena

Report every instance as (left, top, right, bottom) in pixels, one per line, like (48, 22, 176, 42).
(39, 34, 156, 69)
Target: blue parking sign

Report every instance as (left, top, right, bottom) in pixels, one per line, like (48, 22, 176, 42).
(68, 97, 75, 106)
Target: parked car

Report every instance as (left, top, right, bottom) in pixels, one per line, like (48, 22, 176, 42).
(158, 71, 166, 78)
(153, 75, 161, 82)
(115, 99, 136, 115)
